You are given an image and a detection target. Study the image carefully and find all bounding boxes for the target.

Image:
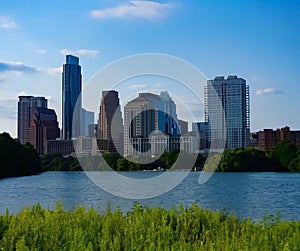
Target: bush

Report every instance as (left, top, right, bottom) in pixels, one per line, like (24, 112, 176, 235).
(0, 203, 299, 250)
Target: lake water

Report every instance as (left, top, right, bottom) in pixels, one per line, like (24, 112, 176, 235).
(0, 171, 300, 221)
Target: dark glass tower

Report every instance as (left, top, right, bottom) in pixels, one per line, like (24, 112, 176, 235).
(28, 107, 60, 155)
(17, 96, 47, 144)
(98, 90, 124, 153)
(62, 55, 82, 139)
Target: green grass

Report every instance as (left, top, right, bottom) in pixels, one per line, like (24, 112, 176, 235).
(0, 203, 299, 250)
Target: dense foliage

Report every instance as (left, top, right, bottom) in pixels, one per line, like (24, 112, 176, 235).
(271, 141, 300, 172)
(205, 147, 285, 172)
(205, 143, 300, 172)
(41, 154, 82, 171)
(0, 132, 41, 178)
(41, 151, 205, 172)
(0, 203, 299, 250)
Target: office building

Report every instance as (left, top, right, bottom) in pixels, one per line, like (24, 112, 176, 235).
(81, 108, 94, 136)
(192, 122, 209, 150)
(124, 91, 179, 156)
(205, 76, 250, 149)
(180, 133, 198, 153)
(45, 139, 74, 156)
(88, 124, 98, 137)
(178, 119, 188, 135)
(97, 90, 123, 153)
(27, 107, 60, 154)
(17, 96, 47, 144)
(62, 55, 82, 139)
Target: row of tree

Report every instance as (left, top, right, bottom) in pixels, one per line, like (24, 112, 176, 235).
(205, 141, 300, 172)
(2, 130, 300, 178)
(0, 132, 42, 178)
(41, 151, 205, 172)
(41, 141, 300, 173)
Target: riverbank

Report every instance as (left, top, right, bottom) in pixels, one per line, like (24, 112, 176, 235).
(0, 203, 299, 250)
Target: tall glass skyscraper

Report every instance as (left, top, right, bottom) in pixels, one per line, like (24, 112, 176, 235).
(62, 55, 82, 139)
(205, 76, 250, 149)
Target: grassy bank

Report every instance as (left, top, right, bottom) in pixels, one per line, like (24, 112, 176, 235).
(0, 203, 299, 250)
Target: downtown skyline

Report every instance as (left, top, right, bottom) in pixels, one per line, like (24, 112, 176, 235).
(1, 0, 300, 137)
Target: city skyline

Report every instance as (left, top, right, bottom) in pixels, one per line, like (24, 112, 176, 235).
(1, 0, 300, 137)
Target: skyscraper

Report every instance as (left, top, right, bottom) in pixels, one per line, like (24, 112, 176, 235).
(205, 76, 250, 149)
(17, 96, 47, 144)
(97, 90, 123, 152)
(27, 107, 60, 154)
(62, 55, 82, 139)
(124, 91, 179, 156)
(81, 108, 94, 136)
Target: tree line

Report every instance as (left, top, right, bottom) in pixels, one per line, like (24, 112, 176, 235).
(41, 141, 300, 173)
(0, 132, 42, 178)
(205, 141, 300, 172)
(1, 131, 300, 178)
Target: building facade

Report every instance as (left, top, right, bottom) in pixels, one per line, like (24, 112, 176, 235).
(258, 126, 300, 151)
(27, 107, 60, 154)
(205, 76, 250, 149)
(81, 108, 94, 137)
(97, 90, 123, 153)
(178, 119, 188, 135)
(62, 55, 82, 139)
(124, 91, 179, 156)
(192, 122, 209, 150)
(17, 96, 48, 144)
(45, 139, 74, 156)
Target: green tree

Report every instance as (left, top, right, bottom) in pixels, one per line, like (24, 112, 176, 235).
(271, 141, 297, 168)
(288, 158, 300, 172)
(117, 158, 128, 171)
(0, 132, 42, 178)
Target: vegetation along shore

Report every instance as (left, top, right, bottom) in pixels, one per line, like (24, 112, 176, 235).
(0, 203, 299, 250)
(1, 132, 300, 179)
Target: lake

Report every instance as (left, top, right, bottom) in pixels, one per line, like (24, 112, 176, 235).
(0, 171, 299, 221)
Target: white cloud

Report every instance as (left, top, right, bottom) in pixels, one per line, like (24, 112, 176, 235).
(0, 74, 4, 83)
(129, 84, 147, 90)
(60, 49, 99, 56)
(252, 76, 266, 83)
(256, 88, 283, 96)
(91, 0, 178, 20)
(0, 61, 37, 73)
(17, 91, 27, 97)
(45, 66, 63, 75)
(154, 82, 163, 87)
(36, 49, 46, 54)
(0, 16, 18, 29)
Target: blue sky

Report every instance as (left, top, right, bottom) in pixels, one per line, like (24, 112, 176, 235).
(0, 0, 300, 137)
